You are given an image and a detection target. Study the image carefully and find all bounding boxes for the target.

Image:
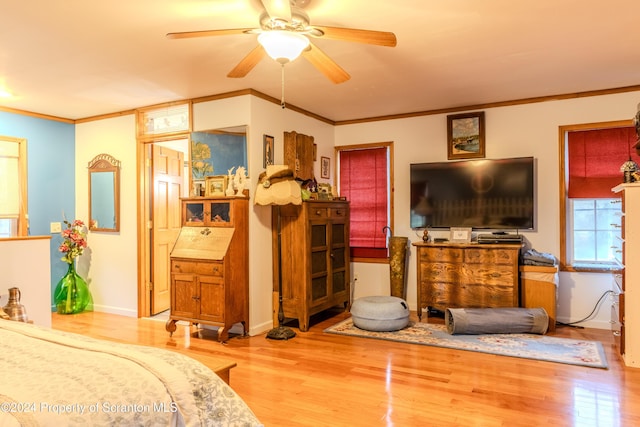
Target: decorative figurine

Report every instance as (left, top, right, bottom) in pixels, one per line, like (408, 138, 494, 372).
(234, 166, 247, 196)
(225, 167, 236, 196)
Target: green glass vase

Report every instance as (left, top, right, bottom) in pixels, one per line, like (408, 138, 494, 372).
(54, 262, 92, 314)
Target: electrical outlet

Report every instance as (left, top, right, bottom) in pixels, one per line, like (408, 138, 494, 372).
(50, 222, 62, 233)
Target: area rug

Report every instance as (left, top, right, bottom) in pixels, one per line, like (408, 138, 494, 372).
(324, 318, 608, 369)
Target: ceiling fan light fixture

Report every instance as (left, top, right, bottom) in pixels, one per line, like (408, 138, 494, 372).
(258, 31, 309, 64)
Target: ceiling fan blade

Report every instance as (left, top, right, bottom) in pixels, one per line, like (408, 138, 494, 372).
(260, 0, 292, 21)
(311, 26, 397, 47)
(302, 42, 350, 84)
(227, 45, 267, 78)
(166, 28, 255, 39)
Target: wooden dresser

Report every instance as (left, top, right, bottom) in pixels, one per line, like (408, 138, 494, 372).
(275, 200, 350, 331)
(413, 242, 520, 321)
(165, 196, 249, 342)
(612, 183, 639, 367)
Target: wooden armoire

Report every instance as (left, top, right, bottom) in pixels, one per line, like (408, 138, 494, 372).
(273, 200, 351, 332)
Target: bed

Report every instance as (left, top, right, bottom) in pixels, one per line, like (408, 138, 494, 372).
(0, 319, 261, 426)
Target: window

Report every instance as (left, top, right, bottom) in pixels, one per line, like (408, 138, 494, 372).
(560, 122, 635, 271)
(0, 136, 28, 237)
(568, 199, 620, 265)
(336, 142, 393, 262)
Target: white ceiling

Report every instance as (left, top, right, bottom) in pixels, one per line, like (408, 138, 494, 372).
(1, 0, 639, 122)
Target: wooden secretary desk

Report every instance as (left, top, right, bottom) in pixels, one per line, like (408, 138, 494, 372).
(166, 196, 249, 342)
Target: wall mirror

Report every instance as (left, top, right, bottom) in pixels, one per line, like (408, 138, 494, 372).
(88, 153, 121, 232)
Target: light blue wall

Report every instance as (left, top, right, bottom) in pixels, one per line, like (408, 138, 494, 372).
(0, 111, 75, 301)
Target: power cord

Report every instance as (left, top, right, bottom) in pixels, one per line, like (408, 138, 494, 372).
(556, 290, 614, 328)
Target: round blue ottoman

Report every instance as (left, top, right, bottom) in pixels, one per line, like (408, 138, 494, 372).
(351, 296, 410, 331)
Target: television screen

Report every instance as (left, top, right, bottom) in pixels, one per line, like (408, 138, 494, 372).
(410, 157, 535, 230)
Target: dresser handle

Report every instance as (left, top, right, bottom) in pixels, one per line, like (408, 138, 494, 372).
(192, 296, 200, 301)
(336, 210, 342, 215)
(491, 272, 501, 278)
(315, 210, 322, 216)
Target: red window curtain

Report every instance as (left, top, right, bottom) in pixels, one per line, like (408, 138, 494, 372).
(568, 127, 638, 198)
(339, 147, 388, 258)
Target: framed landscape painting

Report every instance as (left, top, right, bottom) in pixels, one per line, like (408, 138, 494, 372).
(447, 111, 485, 160)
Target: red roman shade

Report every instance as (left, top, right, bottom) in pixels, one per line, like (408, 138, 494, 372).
(568, 127, 638, 198)
(339, 148, 388, 257)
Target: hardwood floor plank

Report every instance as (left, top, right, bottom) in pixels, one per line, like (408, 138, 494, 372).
(51, 310, 640, 427)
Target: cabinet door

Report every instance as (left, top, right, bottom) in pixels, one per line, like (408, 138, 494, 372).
(310, 222, 329, 306)
(284, 131, 314, 181)
(198, 275, 225, 322)
(172, 273, 198, 317)
(183, 201, 206, 226)
(206, 201, 231, 225)
(182, 200, 232, 226)
(330, 220, 348, 298)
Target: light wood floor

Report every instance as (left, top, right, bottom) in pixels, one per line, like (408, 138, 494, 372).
(52, 310, 640, 427)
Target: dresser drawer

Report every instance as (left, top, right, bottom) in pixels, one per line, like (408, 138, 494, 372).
(329, 207, 347, 218)
(308, 207, 328, 219)
(172, 260, 223, 276)
(421, 247, 463, 263)
(464, 248, 518, 265)
(421, 263, 461, 283)
(457, 282, 516, 307)
(462, 264, 516, 285)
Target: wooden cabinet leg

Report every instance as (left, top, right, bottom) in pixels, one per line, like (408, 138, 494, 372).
(218, 326, 230, 343)
(240, 321, 247, 336)
(165, 319, 177, 336)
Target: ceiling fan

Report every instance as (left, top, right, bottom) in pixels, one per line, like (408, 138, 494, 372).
(166, 0, 397, 84)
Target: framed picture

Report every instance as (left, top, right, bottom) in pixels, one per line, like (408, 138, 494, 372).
(447, 111, 485, 160)
(321, 156, 330, 179)
(192, 179, 205, 197)
(450, 227, 472, 243)
(263, 134, 274, 168)
(205, 175, 227, 197)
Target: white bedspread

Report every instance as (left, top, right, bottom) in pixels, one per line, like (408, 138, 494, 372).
(0, 319, 261, 426)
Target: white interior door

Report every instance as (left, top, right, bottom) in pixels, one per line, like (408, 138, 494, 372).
(151, 144, 183, 315)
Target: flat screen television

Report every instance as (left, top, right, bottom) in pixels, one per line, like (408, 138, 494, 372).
(410, 157, 535, 230)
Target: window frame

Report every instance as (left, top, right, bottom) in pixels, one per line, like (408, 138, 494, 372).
(559, 120, 631, 272)
(335, 141, 394, 264)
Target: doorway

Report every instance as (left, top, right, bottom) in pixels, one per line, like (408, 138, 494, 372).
(136, 121, 249, 318)
(138, 139, 189, 317)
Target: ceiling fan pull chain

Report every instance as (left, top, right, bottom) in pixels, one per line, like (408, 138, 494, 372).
(281, 64, 286, 109)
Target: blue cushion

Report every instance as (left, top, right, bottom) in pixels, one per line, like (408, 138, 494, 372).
(351, 296, 410, 331)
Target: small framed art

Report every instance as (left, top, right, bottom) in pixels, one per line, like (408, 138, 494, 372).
(205, 175, 227, 197)
(321, 156, 330, 179)
(447, 111, 485, 160)
(450, 227, 472, 243)
(263, 134, 274, 168)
